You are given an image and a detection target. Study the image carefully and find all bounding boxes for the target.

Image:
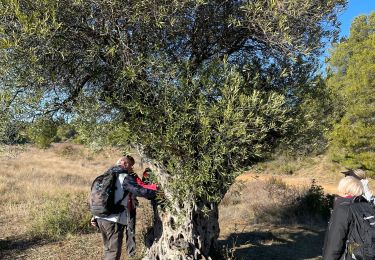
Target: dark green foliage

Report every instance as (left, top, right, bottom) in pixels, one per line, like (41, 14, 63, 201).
(0, 87, 29, 144)
(26, 117, 58, 148)
(135, 61, 293, 202)
(255, 179, 334, 225)
(56, 123, 77, 142)
(0, 118, 28, 144)
(297, 180, 334, 221)
(327, 13, 375, 175)
(72, 119, 131, 149)
(278, 77, 336, 156)
(0, 0, 346, 204)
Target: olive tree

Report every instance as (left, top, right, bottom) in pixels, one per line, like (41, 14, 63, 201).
(0, 0, 345, 258)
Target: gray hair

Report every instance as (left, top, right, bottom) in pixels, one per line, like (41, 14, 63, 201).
(337, 176, 364, 197)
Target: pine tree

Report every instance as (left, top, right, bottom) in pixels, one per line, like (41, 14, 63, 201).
(327, 13, 375, 174)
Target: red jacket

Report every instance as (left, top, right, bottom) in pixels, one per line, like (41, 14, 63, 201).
(135, 175, 158, 191)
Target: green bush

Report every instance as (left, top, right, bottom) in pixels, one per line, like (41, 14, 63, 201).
(293, 179, 334, 221)
(30, 192, 92, 239)
(254, 179, 334, 225)
(56, 124, 77, 142)
(26, 118, 58, 148)
(0, 119, 29, 144)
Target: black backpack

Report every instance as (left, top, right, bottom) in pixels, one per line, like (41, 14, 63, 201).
(89, 166, 128, 217)
(346, 201, 375, 259)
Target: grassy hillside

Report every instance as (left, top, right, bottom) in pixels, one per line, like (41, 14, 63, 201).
(1, 144, 373, 259)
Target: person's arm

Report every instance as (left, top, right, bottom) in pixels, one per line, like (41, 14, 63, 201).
(122, 174, 156, 199)
(136, 176, 158, 191)
(322, 204, 351, 260)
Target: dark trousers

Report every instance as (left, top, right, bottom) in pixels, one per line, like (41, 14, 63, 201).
(97, 219, 125, 260)
(97, 216, 136, 260)
(126, 210, 136, 258)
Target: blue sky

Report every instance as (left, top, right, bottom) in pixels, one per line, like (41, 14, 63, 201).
(338, 0, 375, 38)
(321, 0, 375, 69)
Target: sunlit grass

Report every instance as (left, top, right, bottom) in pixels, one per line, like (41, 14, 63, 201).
(0, 144, 155, 259)
(2, 143, 372, 259)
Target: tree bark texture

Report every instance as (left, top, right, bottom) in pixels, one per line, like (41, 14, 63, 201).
(144, 201, 220, 260)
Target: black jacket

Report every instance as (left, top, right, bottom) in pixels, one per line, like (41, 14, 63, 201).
(109, 166, 156, 200)
(122, 171, 156, 200)
(322, 196, 366, 260)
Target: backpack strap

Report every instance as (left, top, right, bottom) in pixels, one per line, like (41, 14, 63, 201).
(114, 189, 128, 208)
(352, 196, 367, 203)
(114, 172, 130, 209)
(345, 197, 372, 258)
(107, 167, 130, 212)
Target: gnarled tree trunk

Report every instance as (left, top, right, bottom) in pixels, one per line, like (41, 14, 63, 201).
(144, 200, 220, 260)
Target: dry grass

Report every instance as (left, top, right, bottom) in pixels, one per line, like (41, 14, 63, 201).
(219, 156, 375, 259)
(218, 178, 327, 260)
(238, 155, 375, 194)
(0, 143, 153, 260)
(1, 144, 373, 259)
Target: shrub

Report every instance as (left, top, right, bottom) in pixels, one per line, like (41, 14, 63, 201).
(253, 179, 334, 225)
(220, 182, 245, 207)
(56, 124, 77, 142)
(279, 162, 298, 175)
(266, 177, 288, 191)
(54, 143, 84, 159)
(295, 179, 334, 220)
(26, 118, 58, 148)
(30, 192, 92, 239)
(253, 178, 303, 224)
(0, 119, 29, 144)
(253, 155, 315, 175)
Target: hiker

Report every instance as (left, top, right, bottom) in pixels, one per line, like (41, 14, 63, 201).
(137, 167, 158, 190)
(322, 175, 365, 260)
(342, 168, 373, 202)
(90, 155, 156, 260)
(126, 167, 159, 257)
(141, 167, 153, 185)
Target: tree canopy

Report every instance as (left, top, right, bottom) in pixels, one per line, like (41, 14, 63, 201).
(0, 0, 345, 187)
(327, 12, 375, 174)
(0, 0, 347, 257)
